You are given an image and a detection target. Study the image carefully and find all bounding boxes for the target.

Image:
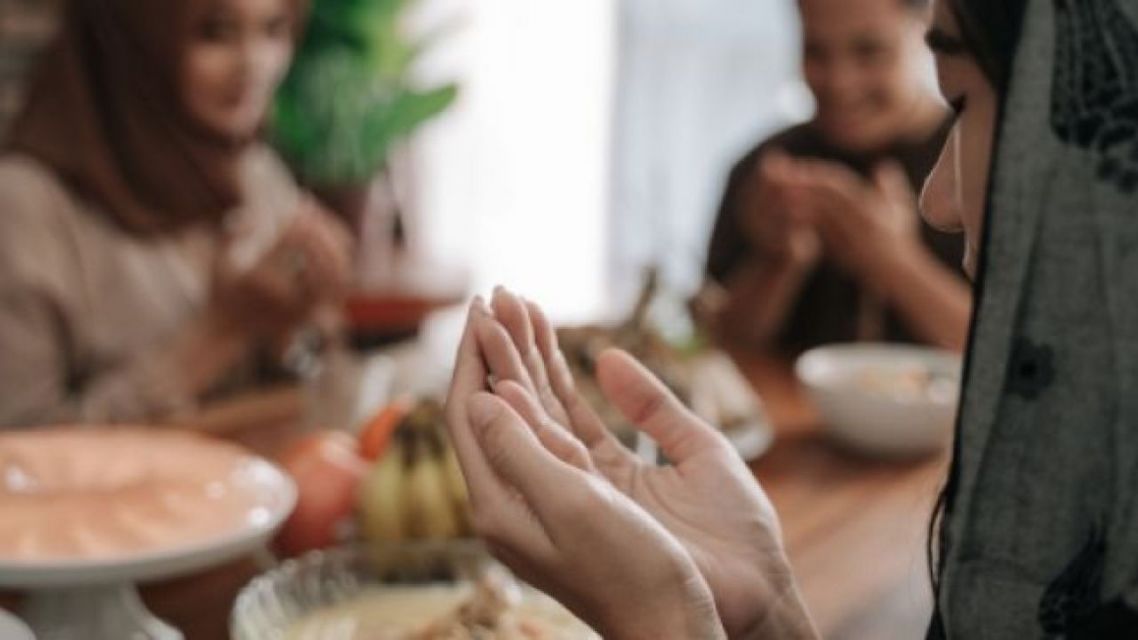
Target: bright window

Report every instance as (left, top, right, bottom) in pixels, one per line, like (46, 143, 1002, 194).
(411, 0, 616, 324)
(410, 0, 804, 323)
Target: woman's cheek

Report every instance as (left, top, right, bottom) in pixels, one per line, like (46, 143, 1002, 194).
(249, 42, 293, 104)
(958, 97, 997, 256)
(183, 46, 232, 103)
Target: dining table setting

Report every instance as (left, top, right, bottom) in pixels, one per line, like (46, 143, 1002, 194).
(0, 293, 953, 640)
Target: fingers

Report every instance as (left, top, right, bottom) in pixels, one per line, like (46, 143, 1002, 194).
(304, 197, 354, 253)
(758, 149, 793, 185)
(792, 159, 864, 210)
(873, 160, 917, 211)
(466, 392, 581, 521)
(525, 300, 615, 449)
(490, 289, 571, 425)
(288, 207, 353, 297)
(479, 290, 623, 457)
(446, 301, 561, 569)
(491, 287, 537, 358)
(467, 391, 615, 554)
(595, 349, 725, 462)
(495, 380, 593, 472)
(250, 259, 302, 309)
(257, 218, 346, 316)
(797, 159, 916, 249)
(786, 164, 867, 244)
(794, 157, 865, 195)
(445, 299, 498, 510)
(526, 299, 560, 366)
(474, 308, 536, 389)
(752, 151, 823, 250)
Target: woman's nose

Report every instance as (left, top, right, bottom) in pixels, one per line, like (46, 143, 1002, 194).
(919, 127, 965, 234)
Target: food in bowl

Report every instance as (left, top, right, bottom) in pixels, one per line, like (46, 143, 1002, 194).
(796, 344, 962, 458)
(286, 577, 595, 639)
(232, 543, 595, 640)
(849, 365, 959, 404)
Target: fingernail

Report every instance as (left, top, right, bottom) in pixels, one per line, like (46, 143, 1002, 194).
(471, 296, 491, 315)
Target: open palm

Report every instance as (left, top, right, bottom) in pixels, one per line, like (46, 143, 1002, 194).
(479, 289, 814, 639)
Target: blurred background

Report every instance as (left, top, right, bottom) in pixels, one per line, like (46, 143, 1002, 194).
(0, 0, 961, 638)
(1, 0, 810, 323)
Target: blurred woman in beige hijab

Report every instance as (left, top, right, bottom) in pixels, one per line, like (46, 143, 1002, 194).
(0, 0, 352, 427)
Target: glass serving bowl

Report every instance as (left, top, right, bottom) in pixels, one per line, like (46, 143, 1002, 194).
(231, 541, 597, 639)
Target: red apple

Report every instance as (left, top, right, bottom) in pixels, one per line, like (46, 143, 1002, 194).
(275, 431, 369, 557)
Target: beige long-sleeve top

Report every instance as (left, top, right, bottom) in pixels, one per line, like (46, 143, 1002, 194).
(0, 146, 299, 427)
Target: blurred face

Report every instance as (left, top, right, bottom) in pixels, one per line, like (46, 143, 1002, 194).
(180, 0, 296, 141)
(919, 0, 998, 279)
(798, 0, 932, 151)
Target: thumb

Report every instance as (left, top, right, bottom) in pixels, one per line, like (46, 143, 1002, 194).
(466, 392, 575, 501)
(595, 349, 724, 462)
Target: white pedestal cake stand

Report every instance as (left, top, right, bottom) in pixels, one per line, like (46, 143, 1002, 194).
(0, 458, 296, 640)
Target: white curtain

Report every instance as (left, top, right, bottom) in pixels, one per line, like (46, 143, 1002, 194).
(607, 0, 809, 309)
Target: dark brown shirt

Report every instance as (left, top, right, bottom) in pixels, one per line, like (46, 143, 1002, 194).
(706, 119, 963, 353)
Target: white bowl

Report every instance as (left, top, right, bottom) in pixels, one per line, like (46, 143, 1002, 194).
(795, 343, 961, 458)
(232, 541, 597, 639)
(0, 611, 34, 640)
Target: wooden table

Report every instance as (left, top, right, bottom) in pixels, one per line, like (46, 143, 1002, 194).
(737, 352, 947, 640)
(3, 353, 947, 639)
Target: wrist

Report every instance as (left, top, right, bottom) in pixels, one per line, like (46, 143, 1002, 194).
(601, 561, 725, 640)
(859, 236, 924, 301)
(737, 585, 818, 640)
(721, 551, 817, 640)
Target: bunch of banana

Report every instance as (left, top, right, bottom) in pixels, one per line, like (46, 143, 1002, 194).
(357, 400, 472, 543)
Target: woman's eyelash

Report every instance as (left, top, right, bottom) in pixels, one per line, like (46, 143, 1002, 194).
(926, 29, 968, 56)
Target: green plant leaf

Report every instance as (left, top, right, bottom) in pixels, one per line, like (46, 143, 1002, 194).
(272, 0, 459, 186)
(382, 85, 459, 140)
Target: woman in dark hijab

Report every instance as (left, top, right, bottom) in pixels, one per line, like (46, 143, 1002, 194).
(0, 0, 351, 426)
(927, 0, 1138, 636)
(442, 0, 1138, 637)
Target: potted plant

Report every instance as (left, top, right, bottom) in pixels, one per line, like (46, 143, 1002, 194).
(272, 0, 458, 234)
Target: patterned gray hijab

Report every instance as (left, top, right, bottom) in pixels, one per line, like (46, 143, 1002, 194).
(933, 0, 1138, 637)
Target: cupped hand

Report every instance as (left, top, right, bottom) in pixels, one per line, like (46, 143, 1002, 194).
(475, 288, 817, 640)
(740, 150, 822, 270)
(212, 198, 352, 337)
(791, 159, 921, 284)
(444, 300, 725, 640)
